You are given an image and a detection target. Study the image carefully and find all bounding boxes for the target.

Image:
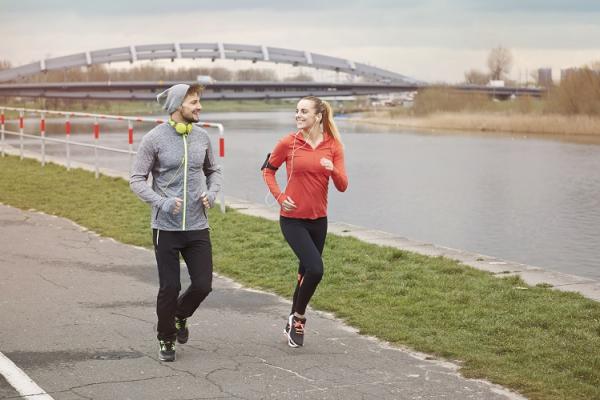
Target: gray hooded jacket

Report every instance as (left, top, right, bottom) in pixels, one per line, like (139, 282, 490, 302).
(130, 122, 223, 231)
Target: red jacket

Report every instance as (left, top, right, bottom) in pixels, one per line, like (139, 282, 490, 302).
(263, 131, 348, 219)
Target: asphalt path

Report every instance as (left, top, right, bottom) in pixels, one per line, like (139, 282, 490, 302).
(0, 204, 524, 399)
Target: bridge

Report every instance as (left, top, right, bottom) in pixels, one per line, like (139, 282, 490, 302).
(0, 42, 419, 84)
(0, 81, 543, 101)
(0, 43, 543, 100)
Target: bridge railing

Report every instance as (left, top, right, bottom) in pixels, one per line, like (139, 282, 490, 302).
(0, 106, 226, 213)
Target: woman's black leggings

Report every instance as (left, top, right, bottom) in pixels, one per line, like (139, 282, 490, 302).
(280, 216, 328, 315)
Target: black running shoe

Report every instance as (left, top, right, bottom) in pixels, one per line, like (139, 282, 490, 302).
(158, 339, 176, 362)
(283, 314, 294, 346)
(284, 314, 297, 347)
(286, 314, 306, 347)
(175, 317, 189, 344)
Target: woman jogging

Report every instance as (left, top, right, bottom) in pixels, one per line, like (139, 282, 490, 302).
(262, 96, 348, 347)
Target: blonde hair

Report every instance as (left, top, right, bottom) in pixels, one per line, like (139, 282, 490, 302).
(301, 96, 342, 144)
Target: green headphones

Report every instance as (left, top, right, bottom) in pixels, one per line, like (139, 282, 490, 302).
(169, 119, 193, 135)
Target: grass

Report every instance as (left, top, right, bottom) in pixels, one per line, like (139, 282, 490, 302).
(354, 111, 600, 136)
(353, 80, 600, 136)
(1, 155, 600, 400)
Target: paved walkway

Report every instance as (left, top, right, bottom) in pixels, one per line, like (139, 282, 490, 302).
(0, 204, 525, 399)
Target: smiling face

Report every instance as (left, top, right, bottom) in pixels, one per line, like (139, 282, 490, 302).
(295, 99, 321, 131)
(179, 92, 202, 123)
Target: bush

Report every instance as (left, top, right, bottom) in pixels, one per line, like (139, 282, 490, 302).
(545, 68, 600, 116)
(412, 88, 492, 116)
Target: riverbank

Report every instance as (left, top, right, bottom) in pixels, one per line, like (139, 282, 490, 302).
(350, 111, 600, 138)
(1, 154, 599, 400)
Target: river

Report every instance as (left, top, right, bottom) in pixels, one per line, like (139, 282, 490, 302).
(7, 110, 600, 280)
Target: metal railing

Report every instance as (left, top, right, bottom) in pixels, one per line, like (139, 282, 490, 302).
(0, 42, 420, 84)
(0, 106, 226, 212)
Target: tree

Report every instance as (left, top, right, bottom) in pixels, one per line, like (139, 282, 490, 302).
(487, 46, 513, 81)
(463, 69, 489, 85)
(589, 60, 600, 72)
(235, 68, 277, 81)
(546, 67, 600, 115)
(284, 72, 314, 82)
(529, 70, 540, 86)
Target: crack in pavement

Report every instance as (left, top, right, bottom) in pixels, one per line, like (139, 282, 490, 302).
(45, 374, 180, 396)
(268, 379, 402, 397)
(185, 344, 219, 354)
(81, 299, 154, 309)
(0, 375, 180, 400)
(110, 312, 154, 325)
(154, 359, 199, 380)
(244, 355, 317, 383)
(68, 388, 93, 400)
(36, 272, 69, 290)
(204, 363, 252, 400)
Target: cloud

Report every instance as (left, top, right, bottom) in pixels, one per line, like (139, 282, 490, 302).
(466, 0, 600, 14)
(1, 2, 599, 82)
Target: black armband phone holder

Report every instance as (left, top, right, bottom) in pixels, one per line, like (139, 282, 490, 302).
(260, 153, 278, 171)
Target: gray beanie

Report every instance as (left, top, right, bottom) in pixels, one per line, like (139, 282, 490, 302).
(156, 84, 190, 115)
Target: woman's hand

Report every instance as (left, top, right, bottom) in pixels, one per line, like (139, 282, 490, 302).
(281, 196, 297, 212)
(320, 157, 333, 171)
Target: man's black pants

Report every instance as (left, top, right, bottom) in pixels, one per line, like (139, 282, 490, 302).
(152, 228, 213, 341)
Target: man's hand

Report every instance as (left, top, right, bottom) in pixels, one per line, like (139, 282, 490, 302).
(201, 192, 211, 209)
(172, 197, 183, 214)
(162, 197, 183, 215)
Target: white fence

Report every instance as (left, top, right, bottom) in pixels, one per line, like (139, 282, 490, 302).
(0, 106, 226, 212)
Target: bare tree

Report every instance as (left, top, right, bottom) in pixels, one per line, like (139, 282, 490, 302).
(87, 65, 110, 81)
(589, 60, 600, 72)
(0, 60, 12, 70)
(235, 68, 277, 81)
(529, 70, 540, 86)
(487, 46, 513, 81)
(463, 69, 489, 85)
(284, 72, 314, 82)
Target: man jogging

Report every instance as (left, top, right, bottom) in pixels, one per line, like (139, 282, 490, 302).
(130, 83, 222, 362)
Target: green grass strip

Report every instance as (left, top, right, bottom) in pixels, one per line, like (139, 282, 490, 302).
(1, 155, 599, 400)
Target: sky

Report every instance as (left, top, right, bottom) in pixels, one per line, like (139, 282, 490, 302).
(1, 0, 599, 83)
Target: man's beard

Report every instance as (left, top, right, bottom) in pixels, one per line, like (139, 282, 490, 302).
(182, 110, 199, 123)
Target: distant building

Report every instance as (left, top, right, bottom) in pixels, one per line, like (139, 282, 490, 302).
(560, 68, 578, 81)
(196, 75, 215, 84)
(488, 80, 505, 87)
(538, 68, 553, 87)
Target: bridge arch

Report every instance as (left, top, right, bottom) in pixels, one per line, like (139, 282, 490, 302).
(0, 42, 419, 84)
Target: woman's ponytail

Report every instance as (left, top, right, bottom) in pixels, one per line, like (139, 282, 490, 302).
(302, 96, 342, 145)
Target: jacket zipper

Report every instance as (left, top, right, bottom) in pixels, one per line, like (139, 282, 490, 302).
(182, 134, 188, 230)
